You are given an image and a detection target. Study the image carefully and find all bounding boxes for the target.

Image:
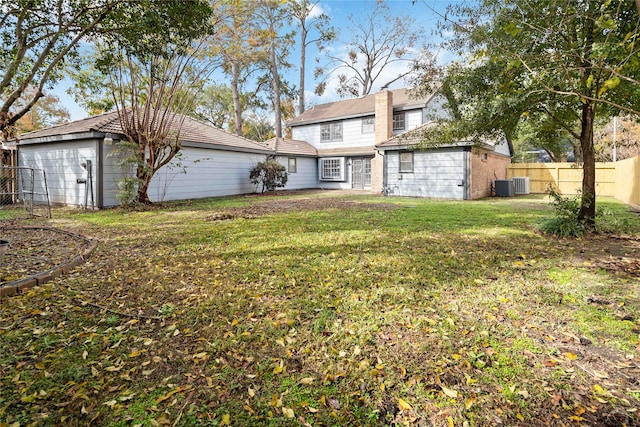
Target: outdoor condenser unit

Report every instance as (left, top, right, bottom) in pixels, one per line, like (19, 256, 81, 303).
(512, 177, 530, 195)
(494, 179, 514, 197)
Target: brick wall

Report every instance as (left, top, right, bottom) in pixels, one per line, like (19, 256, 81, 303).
(470, 149, 510, 199)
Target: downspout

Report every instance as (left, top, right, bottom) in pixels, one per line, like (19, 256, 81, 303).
(463, 148, 471, 200)
(97, 138, 104, 208)
(381, 149, 387, 195)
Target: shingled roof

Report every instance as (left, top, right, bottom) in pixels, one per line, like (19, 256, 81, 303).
(263, 138, 318, 156)
(17, 111, 272, 153)
(287, 88, 436, 127)
(377, 122, 513, 156)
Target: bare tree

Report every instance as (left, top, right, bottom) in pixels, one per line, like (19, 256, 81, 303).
(321, 1, 424, 97)
(287, 0, 335, 113)
(108, 43, 215, 204)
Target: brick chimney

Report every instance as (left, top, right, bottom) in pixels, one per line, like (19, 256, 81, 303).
(372, 90, 393, 193)
(375, 90, 393, 145)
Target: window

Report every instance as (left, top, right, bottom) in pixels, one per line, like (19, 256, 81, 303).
(393, 112, 406, 131)
(399, 152, 413, 173)
(320, 122, 343, 142)
(288, 157, 297, 173)
(362, 117, 375, 134)
(319, 157, 345, 181)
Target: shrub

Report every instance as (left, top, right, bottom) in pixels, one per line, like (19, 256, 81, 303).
(536, 186, 587, 237)
(249, 160, 288, 193)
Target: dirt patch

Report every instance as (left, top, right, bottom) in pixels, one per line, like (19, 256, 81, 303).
(574, 234, 640, 278)
(208, 197, 399, 220)
(0, 224, 94, 285)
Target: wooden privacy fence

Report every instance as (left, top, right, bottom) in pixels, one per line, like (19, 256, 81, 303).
(507, 155, 640, 207)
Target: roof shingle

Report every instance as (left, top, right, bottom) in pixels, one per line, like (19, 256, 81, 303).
(17, 111, 271, 153)
(287, 88, 436, 127)
(263, 138, 318, 156)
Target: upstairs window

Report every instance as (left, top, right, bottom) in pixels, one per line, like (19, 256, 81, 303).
(320, 122, 343, 142)
(393, 112, 406, 131)
(362, 117, 375, 134)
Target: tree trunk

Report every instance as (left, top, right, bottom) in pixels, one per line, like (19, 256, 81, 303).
(299, 27, 307, 114)
(578, 100, 596, 229)
(271, 41, 283, 139)
(136, 158, 152, 204)
(231, 62, 243, 136)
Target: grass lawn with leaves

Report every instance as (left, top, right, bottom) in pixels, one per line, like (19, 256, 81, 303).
(1, 191, 639, 426)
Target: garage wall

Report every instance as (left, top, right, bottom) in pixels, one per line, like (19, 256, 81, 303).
(470, 149, 510, 199)
(18, 140, 97, 206)
(147, 147, 267, 203)
(385, 149, 466, 199)
(274, 156, 318, 190)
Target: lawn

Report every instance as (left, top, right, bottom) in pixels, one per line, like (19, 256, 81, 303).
(1, 192, 639, 426)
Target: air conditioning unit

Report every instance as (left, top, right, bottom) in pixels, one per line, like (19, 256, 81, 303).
(512, 177, 530, 195)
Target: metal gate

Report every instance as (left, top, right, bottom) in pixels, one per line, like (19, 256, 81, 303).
(0, 166, 51, 218)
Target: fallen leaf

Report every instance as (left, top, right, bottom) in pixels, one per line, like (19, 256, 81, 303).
(282, 407, 295, 418)
(441, 385, 458, 398)
(465, 397, 476, 410)
(103, 399, 117, 408)
(220, 413, 231, 426)
(397, 397, 412, 411)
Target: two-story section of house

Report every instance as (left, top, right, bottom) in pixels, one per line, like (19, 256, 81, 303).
(288, 88, 440, 192)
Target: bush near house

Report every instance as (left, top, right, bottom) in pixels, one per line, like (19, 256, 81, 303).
(249, 159, 288, 193)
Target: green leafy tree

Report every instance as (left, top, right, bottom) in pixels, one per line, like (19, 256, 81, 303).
(0, 0, 211, 141)
(0, 0, 119, 140)
(242, 113, 275, 142)
(249, 159, 288, 193)
(13, 87, 70, 133)
(416, 0, 640, 229)
(207, 0, 268, 136)
(66, 52, 115, 115)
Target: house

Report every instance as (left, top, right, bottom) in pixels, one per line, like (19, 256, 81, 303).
(3, 87, 512, 208)
(287, 88, 512, 199)
(8, 111, 276, 208)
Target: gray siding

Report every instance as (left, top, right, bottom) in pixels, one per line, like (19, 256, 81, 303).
(275, 156, 318, 190)
(102, 142, 132, 207)
(18, 140, 98, 206)
(385, 149, 466, 199)
(147, 147, 266, 203)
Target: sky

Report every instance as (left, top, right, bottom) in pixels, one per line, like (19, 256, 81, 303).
(56, 0, 457, 122)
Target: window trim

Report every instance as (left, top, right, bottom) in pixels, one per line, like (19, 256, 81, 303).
(361, 117, 375, 134)
(320, 122, 343, 142)
(319, 157, 345, 181)
(288, 157, 297, 173)
(399, 151, 414, 173)
(393, 111, 406, 131)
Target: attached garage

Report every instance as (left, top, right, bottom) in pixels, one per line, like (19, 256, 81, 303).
(377, 125, 513, 200)
(15, 112, 274, 208)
